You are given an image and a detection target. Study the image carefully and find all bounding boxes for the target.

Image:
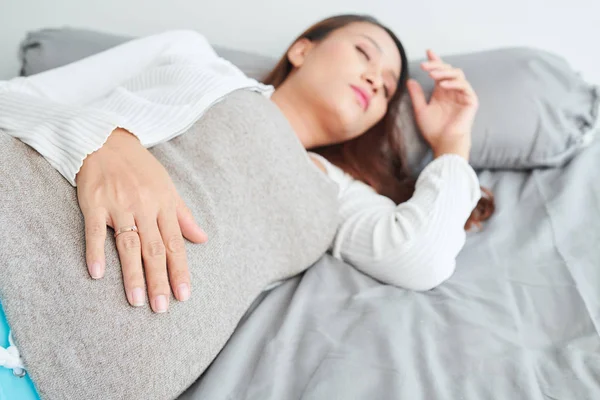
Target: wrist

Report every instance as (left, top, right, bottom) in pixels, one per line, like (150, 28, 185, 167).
(110, 127, 139, 142)
(105, 128, 142, 152)
(433, 148, 470, 161)
(432, 137, 471, 161)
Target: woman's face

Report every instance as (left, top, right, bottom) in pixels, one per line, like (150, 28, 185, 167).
(286, 22, 402, 145)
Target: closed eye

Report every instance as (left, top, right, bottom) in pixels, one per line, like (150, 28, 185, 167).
(355, 45, 370, 61)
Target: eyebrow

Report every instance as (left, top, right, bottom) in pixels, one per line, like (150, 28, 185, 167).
(359, 34, 400, 88)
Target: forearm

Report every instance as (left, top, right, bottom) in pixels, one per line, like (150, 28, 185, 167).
(0, 29, 271, 187)
(331, 154, 481, 290)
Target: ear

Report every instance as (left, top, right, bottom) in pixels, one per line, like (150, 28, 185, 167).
(287, 38, 315, 68)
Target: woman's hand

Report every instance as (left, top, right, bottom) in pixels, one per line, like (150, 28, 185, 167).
(76, 128, 208, 313)
(406, 49, 479, 161)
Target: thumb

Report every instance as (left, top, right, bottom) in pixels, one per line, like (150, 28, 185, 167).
(176, 198, 208, 244)
(406, 79, 427, 114)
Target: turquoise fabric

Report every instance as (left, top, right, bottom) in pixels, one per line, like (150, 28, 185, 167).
(0, 301, 39, 400)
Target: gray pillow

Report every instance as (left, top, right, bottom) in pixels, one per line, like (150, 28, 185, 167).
(400, 47, 600, 174)
(19, 27, 276, 81)
(18, 28, 600, 173)
(0, 90, 339, 399)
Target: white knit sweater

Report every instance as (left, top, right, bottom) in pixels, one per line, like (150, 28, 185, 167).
(0, 29, 481, 292)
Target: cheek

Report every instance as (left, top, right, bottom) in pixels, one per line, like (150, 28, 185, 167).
(370, 102, 388, 124)
(349, 102, 387, 136)
(300, 45, 357, 110)
(312, 42, 357, 81)
(328, 41, 354, 61)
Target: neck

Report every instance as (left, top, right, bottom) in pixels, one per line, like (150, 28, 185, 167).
(270, 83, 327, 150)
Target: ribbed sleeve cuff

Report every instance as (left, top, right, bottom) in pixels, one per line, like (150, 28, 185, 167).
(417, 154, 482, 209)
(0, 92, 121, 186)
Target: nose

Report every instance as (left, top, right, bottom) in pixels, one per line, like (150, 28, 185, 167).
(363, 66, 384, 95)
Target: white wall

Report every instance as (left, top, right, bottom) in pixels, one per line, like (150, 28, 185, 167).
(1, 0, 599, 84)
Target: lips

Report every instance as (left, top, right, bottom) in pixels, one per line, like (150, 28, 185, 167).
(351, 85, 370, 111)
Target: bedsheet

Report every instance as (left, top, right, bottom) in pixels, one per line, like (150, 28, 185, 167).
(179, 134, 600, 399)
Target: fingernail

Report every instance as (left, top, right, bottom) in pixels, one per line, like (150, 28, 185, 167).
(90, 262, 103, 279)
(198, 227, 209, 242)
(177, 283, 190, 302)
(153, 295, 168, 313)
(131, 288, 145, 307)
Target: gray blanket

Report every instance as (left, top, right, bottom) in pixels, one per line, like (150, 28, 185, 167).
(0, 90, 339, 400)
(179, 133, 600, 399)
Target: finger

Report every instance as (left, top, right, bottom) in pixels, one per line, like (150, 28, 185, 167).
(420, 61, 451, 71)
(176, 198, 208, 244)
(84, 209, 108, 279)
(114, 213, 146, 308)
(406, 79, 427, 113)
(439, 80, 478, 101)
(158, 210, 191, 302)
(136, 215, 170, 313)
(439, 79, 472, 92)
(429, 68, 465, 82)
(427, 49, 443, 62)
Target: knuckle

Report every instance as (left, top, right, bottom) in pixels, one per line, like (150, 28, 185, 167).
(166, 235, 186, 254)
(178, 203, 191, 217)
(113, 188, 152, 213)
(114, 189, 141, 210)
(122, 268, 143, 285)
(170, 269, 190, 285)
(147, 281, 169, 295)
(86, 222, 105, 238)
(121, 234, 141, 250)
(146, 240, 166, 258)
(139, 187, 158, 203)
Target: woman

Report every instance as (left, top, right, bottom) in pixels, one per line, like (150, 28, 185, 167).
(0, 14, 493, 314)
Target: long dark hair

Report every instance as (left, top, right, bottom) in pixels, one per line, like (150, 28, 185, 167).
(263, 14, 494, 230)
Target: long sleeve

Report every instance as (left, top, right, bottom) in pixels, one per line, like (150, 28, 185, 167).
(0, 30, 272, 186)
(1, 30, 218, 105)
(310, 152, 481, 291)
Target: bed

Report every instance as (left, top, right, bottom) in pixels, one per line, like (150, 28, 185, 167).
(2, 27, 600, 400)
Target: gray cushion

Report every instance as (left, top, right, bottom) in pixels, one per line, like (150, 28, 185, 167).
(18, 28, 600, 174)
(0, 90, 339, 399)
(400, 47, 600, 174)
